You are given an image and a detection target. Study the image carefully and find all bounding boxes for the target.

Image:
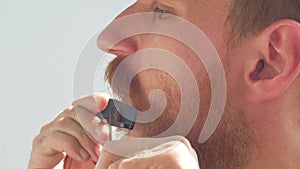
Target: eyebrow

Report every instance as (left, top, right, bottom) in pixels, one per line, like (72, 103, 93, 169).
(156, 0, 184, 9)
(155, 1, 176, 11)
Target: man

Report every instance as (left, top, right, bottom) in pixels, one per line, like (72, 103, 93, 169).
(28, 0, 300, 169)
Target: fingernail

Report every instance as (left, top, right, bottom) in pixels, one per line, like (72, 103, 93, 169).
(79, 148, 89, 160)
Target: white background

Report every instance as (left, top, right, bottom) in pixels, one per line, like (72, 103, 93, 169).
(0, 0, 134, 168)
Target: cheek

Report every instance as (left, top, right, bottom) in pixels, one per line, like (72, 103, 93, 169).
(225, 52, 249, 105)
(139, 34, 207, 79)
(129, 70, 181, 109)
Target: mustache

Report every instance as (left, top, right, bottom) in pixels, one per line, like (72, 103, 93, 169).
(105, 56, 125, 86)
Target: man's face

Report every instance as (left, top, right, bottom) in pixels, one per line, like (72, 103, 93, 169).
(100, 0, 255, 168)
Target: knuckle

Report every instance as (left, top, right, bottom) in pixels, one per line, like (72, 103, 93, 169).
(32, 135, 43, 147)
(63, 106, 75, 113)
(48, 131, 79, 149)
(72, 98, 80, 106)
(180, 138, 193, 149)
(54, 106, 74, 120)
(174, 136, 192, 149)
(47, 130, 59, 140)
(87, 93, 97, 99)
(77, 131, 89, 144)
(60, 134, 78, 148)
(119, 160, 131, 168)
(75, 132, 94, 150)
(72, 95, 89, 106)
(39, 123, 51, 134)
(54, 117, 70, 129)
(64, 139, 80, 151)
(119, 158, 139, 168)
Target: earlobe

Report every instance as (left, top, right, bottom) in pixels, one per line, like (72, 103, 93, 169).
(246, 20, 300, 103)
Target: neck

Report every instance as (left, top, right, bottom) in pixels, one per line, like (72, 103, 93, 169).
(246, 94, 300, 169)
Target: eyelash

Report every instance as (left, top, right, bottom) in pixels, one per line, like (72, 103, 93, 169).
(154, 7, 171, 19)
(154, 7, 169, 14)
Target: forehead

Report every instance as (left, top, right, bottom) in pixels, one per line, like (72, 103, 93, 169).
(135, 0, 230, 7)
(130, 0, 230, 17)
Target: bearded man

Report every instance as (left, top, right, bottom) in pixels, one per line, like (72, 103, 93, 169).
(28, 0, 300, 169)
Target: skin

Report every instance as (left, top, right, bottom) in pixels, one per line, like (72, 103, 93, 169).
(28, 0, 300, 168)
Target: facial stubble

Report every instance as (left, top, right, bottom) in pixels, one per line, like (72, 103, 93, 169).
(105, 56, 255, 169)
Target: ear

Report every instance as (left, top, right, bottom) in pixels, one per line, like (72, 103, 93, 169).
(245, 20, 300, 103)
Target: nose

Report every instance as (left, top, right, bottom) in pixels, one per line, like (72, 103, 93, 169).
(97, 4, 138, 57)
(98, 37, 137, 57)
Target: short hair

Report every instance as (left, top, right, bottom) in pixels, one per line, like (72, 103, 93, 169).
(227, 0, 300, 38)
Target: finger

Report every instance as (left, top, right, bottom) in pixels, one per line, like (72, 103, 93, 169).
(114, 141, 195, 169)
(38, 114, 98, 162)
(41, 131, 90, 162)
(53, 105, 110, 144)
(95, 149, 123, 169)
(64, 156, 96, 169)
(179, 137, 198, 161)
(54, 106, 78, 121)
(29, 135, 66, 169)
(102, 135, 187, 158)
(75, 105, 110, 144)
(99, 136, 198, 169)
(107, 158, 123, 169)
(40, 106, 78, 136)
(107, 158, 143, 169)
(39, 114, 100, 162)
(72, 92, 110, 113)
(97, 137, 184, 169)
(51, 116, 100, 162)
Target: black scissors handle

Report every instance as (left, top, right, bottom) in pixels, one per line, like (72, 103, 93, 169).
(96, 99, 136, 130)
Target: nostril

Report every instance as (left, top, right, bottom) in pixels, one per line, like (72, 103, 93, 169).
(98, 37, 137, 57)
(107, 49, 132, 57)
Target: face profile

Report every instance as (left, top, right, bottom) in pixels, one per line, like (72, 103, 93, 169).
(28, 1, 300, 169)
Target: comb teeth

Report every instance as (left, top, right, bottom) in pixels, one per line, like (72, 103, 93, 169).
(96, 99, 136, 130)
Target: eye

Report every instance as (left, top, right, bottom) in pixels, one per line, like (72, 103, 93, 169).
(154, 7, 172, 19)
(154, 7, 169, 14)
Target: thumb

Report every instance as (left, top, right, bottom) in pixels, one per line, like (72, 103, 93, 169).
(73, 92, 110, 114)
(95, 149, 123, 169)
(75, 105, 110, 144)
(95, 136, 198, 169)
(102, 136, 189, 158)
(73, 93, 110, 144)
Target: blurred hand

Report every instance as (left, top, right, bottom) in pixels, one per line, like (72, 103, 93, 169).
(28, 93, 110, 169)
(96, 136, 200, 169)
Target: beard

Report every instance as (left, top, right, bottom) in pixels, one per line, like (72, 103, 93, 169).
(105, 56, 181, 137)
(105, 56, 256, 169)
(195, 103, 256, 169)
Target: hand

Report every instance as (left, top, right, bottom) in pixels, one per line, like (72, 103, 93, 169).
(96, 136, 200, 169)
(28, 93, 110, 169)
